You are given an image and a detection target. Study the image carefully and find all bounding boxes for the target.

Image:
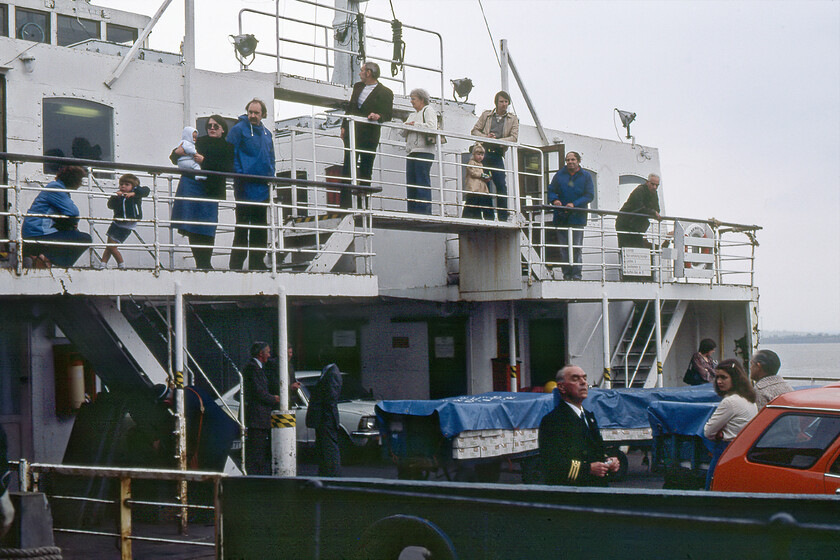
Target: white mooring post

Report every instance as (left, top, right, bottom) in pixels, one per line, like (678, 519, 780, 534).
(272, 288, 297, 476)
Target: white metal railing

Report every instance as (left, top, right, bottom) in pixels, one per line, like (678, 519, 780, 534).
(522, 205, 761, 287)
(279, 113, 544, 223)
(0, 153, 376, 275)
(238, 0, 445, 99)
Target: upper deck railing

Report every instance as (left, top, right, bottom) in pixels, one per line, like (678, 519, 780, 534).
(280, 115, 761, 287)
(238, 0, 444, 100)
(0, 152, 378, 276)
(1, 118, 761, 289)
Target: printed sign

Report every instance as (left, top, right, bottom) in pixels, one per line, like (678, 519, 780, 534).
(622, 248, 651, 276)
(332, 330, 356, 347)
(435, 336, 455, 358)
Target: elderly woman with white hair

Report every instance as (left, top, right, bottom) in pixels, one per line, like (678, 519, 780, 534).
(400, 87, 438, 214)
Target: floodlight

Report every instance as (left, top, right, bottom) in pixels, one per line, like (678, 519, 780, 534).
(231, 34, 259, 67)
(451, 78, 474, 102)
(616, 109, 636, 139)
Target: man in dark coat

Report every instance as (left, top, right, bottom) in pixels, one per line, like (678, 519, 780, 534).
(615, 174, 661, 249)
(307, 361, 343, 477)
(242, 341, 280, 475)
(539, 365, 619, 486)
(340, 61, 394, 208)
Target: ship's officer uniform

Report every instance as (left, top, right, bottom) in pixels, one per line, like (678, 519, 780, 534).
(539, 365, 619, 486)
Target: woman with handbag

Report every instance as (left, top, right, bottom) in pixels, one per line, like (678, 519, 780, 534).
(683, 338, 717, 385)
(400, 88, 438, 215)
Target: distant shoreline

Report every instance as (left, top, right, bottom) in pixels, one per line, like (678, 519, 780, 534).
(762, 336, 840, 345)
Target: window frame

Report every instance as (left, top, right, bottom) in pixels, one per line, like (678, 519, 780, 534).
(56, 14, 101, 47)
(746, 412, 840, 470)
(106, 23, 137, 45)
(15, 7, 50, 44)
(42, 97, 115, 174)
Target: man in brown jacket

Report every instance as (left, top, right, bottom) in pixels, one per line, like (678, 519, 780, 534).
(471, 91, 519, 219)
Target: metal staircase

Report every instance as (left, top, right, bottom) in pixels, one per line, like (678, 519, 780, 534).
(610, 300, 688, 388)
(279, 213, 359, 273)
(51, 297, 170, 420)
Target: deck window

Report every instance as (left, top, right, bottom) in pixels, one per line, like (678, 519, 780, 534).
(57, 14, 101, 47)
(106, 23, 137, 45)
(15, 8, 49, 43)
(42, 98, 113, 174)
(747, 413, 840, 470)
(0, 5, 8, 38)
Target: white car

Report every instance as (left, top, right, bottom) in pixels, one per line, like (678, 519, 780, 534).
(217, 371, 380, 454)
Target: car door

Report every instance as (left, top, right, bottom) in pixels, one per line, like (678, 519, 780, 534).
(823, 445, 840, 495)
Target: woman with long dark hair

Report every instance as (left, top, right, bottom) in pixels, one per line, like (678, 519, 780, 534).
(170, 115, 235, 269)
(703, 358, 757, 489)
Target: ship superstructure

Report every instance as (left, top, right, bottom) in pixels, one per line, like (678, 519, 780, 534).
(0, 0, 760, 474)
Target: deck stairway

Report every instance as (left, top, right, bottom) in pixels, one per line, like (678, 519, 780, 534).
(610, 300, 688, 388)
(279, 213, 359, 273)
(51, 298, 170, 419)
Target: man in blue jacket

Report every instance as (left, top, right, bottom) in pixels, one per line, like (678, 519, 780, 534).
(227, 98, 275, 270)
(547, 152, 594, 280)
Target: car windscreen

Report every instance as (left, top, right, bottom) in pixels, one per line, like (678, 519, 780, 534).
(747, 413, 840, 469)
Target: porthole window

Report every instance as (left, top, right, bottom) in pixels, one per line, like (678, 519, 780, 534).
(42, 98, 113, 174)
(57, 14, 100, 47)
(15, 8, 49, 44)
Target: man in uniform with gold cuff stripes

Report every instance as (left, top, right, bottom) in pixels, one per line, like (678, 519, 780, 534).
(538, 365, 620, 486)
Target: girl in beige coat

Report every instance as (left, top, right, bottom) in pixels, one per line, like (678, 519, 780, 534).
(463, 143, 494, 220)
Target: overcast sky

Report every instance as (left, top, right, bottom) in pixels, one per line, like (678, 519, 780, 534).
(97, 0, 840, 333)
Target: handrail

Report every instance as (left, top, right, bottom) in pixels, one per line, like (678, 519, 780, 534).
(0, 152, 381, 195)
(523, 203, 762, 232)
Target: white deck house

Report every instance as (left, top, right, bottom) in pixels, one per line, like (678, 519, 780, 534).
(0, 0, 759, 466)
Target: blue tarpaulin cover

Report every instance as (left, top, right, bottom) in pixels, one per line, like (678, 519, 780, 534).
(377, 385, 722, 440)
(377, 392, 555, 439)
(583, 384, 720, 431)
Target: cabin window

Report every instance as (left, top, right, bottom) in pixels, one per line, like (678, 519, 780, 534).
(57, 14, 101, 47)
(42, 98, 113, 174)
(0, 5, 8, 38)
(619, 174, 647, 207)
(106, 23, 137, 45)
(747, 413, 840, 470)
(15, 8, 49, 43)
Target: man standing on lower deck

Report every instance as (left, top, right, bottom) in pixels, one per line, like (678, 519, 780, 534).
(750, 349, 793, 410)
(615, 174, 661, 249)
(539, 365, 620, 486)
(548, 151, 594, 280)
(227, 98, 275, 270)
(243, 341, 280, 475)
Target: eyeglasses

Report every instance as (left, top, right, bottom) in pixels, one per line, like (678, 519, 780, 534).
(206, 123, 222, 130)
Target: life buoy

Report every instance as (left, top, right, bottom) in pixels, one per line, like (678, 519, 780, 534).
(681, 222, 713, 269)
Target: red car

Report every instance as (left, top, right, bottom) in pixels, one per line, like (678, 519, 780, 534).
(711, 383, 840, 494)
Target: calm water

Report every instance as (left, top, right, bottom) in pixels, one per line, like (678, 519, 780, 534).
(769, 342, 840, 383)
